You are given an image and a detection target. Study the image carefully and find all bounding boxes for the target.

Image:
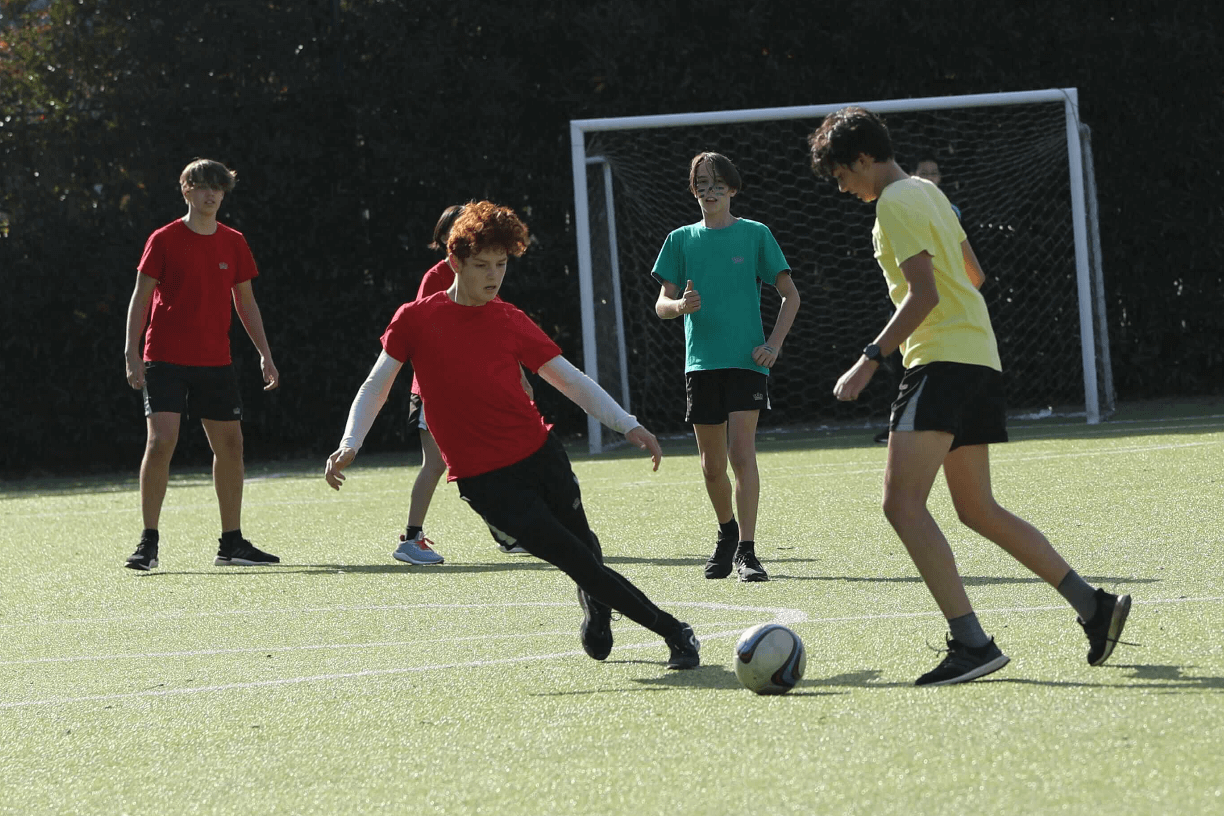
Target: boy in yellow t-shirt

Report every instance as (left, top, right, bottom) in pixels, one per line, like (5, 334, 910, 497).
(807, 107, 1130, 687)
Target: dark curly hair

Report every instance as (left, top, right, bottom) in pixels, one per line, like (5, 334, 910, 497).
(807, 107, 894, 179)
(446, 200, 529, 259)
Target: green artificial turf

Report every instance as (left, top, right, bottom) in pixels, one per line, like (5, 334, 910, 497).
(3, 403, 1222, 815)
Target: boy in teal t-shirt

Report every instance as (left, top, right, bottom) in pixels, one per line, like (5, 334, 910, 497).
(652, 152, 801, 583)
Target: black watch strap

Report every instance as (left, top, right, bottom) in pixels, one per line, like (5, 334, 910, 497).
(863, 343, 885, 363)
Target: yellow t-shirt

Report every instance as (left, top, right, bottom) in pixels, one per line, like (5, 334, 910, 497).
(873, 177, 1001, 371)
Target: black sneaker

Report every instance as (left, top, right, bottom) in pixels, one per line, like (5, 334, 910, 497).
(915, 636, 1010, 687)
(125, 541, 159, 571)
(665, 623, 700, 670)
(734, 546, 769, 583)
(215, 538, 280, 566)
(1079, 589, 1131, 666)
(578, 587, 613, 661)
(704, 533, 738, 579)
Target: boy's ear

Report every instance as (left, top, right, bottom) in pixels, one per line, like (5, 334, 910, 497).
(854, 153, 874, 171)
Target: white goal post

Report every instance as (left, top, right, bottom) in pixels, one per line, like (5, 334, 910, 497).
(570, 88, 1112, 453)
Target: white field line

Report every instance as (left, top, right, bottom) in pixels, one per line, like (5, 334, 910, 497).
(3, 597, 1218, 710)
(600, 438, 1224, 487)
(1, 620, 776, 667)
(0, 602, 803, 710)
(4, 425, 1221, 518)
(9, 437, 1214, 521)
(0, 601, 804, 631)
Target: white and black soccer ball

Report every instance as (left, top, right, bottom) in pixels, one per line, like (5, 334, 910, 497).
(733, 623, 806, 695)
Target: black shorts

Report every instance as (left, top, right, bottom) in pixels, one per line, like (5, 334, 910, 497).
(142, 361, 243, 421)
(685, 368, 770, 425)
(455, 432, 677, 635)
(890, 361, 1007, 450)
(408, 392, 427, 431)
(455, 433, 592, 554)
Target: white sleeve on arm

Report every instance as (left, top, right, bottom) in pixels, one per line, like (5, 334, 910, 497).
(538, 356, 640, 435)
(340, 351, 403, 451)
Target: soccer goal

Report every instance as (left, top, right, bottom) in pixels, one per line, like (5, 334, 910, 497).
(570, 88, 1113, 453)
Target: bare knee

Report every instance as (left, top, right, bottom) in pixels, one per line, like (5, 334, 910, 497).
(953, 495, 1000, 534)
(727, 443, 757, 478)
(206, 424, 244, 460)
(144, 429, 179, 462)
(700, 459, 726, 485)
(882, 490, 925, 530)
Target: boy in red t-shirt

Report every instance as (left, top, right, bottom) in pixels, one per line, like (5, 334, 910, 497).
(324, 201, 700, 670)
(392, 204, 532, 565)
(122, 158, 280, 571)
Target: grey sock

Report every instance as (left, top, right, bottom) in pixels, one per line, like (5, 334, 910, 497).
(1057, 569, 1099, 621)
(948, 612, 990, 648)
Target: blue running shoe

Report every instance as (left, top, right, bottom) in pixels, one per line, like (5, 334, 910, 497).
(392, 532, 445, 565)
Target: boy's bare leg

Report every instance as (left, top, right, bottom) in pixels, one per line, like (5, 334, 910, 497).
(943, 444, 1072, 586)
(408, 429, 448, 528)
(883, 430, 974, 620)
(693, 423, 734, 524)
(726, 410, 761, 542)
(140, 412, 181, 530)
(202, 419, 244, 532)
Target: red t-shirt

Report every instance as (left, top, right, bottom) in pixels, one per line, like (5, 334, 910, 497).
(409, 259, 456, 395)
(138, 219, 259, 366)
(381, 293, 562, 480)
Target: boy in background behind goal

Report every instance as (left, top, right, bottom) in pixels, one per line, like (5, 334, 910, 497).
(653, 152, 801, 582)
(808, 106, 1130, 686)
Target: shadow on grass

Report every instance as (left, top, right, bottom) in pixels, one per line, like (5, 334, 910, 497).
(627, 664, 845, 695)
(131, 561, 564, 577)
(997, 664, 1224, 692)
(765, 573, 1161, 587)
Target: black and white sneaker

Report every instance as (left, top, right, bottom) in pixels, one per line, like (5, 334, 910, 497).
(578, 588, 613, 661)
(665, 623, 701, 670)
(734, 546, 769, 583)
(704, 533, 738, 579)
(915, 636, 1010, 687)
(1079, 589, 1132, 666)
(125, 541, 159, 571)
(215, 538, 280, 566)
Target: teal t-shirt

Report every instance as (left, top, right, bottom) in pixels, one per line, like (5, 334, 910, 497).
(651, 218, 789, 374)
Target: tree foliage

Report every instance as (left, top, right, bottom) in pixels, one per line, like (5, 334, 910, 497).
(1, 0, 1220, 475)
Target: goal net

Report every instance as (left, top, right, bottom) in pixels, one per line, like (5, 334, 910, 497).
(570, 89, 1113, 452)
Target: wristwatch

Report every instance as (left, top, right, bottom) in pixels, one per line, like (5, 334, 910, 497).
(862, 343, 885, 364)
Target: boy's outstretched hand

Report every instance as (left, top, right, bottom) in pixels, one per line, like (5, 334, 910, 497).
(324, 446, 357, 490)
(625, 426, 663, 471)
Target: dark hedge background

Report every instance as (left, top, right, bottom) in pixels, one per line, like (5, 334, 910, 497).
(1, 0, 1220, 476)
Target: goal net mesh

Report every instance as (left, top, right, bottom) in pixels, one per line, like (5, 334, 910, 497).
(581, 100, 1096, 433)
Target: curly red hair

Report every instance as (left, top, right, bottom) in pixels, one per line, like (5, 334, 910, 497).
(446, 200, 529, 260)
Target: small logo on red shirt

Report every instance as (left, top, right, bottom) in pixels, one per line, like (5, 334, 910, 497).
(219, 262, 229, 270)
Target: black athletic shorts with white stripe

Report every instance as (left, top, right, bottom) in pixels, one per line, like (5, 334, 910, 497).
(889, 361, 1008, 451)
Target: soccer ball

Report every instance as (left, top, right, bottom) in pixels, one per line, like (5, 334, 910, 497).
(733, 623, 806, 695)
